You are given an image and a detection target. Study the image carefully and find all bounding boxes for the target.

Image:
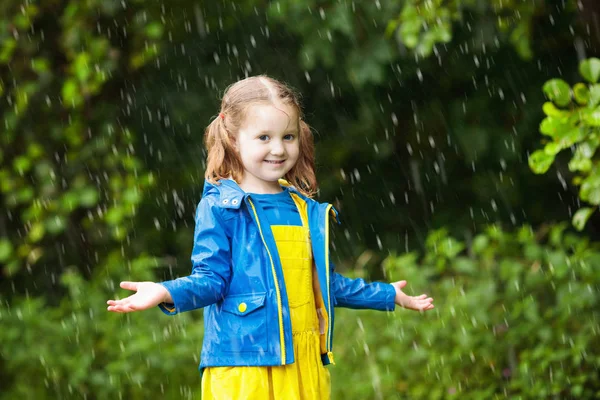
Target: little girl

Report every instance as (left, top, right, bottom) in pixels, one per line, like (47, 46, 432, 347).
(107, 75, 434, 399)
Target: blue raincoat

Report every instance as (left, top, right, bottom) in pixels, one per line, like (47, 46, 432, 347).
(158, 179, 396, 370)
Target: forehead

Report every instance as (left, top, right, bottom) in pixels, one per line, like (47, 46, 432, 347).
(242, 103, 299, 132)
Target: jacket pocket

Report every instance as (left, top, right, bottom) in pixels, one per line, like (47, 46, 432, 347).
(221, 292, 266, 316)
(218, 292, 267, 353)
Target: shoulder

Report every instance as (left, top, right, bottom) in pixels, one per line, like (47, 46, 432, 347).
(280, 180, 325, 206)
(286, 186, 328, 208)
(196, 179, 245, 222)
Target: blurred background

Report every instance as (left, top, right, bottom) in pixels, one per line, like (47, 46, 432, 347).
(1, 0, 600, 398)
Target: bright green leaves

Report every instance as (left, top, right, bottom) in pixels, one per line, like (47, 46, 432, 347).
(580, 168, 600, 205)
(588, 84, 600, 107)
(579, 58, 600, 83)
(543, 79, 571, 107)
(572, 207, 596, 231)
(573, 83, 590, 105)
(584, 107, 600, 126)
(530, 58, 600, 230)
(528, 150, 554, 174)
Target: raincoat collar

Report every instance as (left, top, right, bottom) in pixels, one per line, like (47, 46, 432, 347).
(203, 178, 299, 210)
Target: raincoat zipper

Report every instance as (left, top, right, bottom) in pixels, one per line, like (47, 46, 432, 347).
(247, 198, 286, 365)
(325, 204, 335, 364)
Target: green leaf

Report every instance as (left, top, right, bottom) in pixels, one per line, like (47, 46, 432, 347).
(543, 79, 571, 107)
(573, 83, 589, 105)
(572, 207, 595, 231)
(61, 192, 79, 212)
(62, 79, 83, 108)
(569, 156, 592, 172)
(105, 207, 123, 225)
(45, 215, 66, 234)
(528, 149, 555, 174)
(580, 173, 600, 204)
(543, 142, 562, 156)
(385, 20, 399, 37)
(539, 117, 571, 138)
(471, 234, 489, 255)
(0, 239, 13, 262)
(0, 39, 17, 63)
(28, 222, 45, 243)
(145, 22, 164, 39)
(588, 84, 600, 107)
(558, 127, 586, 148)
(569, 141, 598, 172)
(579, 58, 600, 83)
(579, 140, 599, 158)
(74, 53, 91, 82)
(584, 107, 600, 126)
(13, 156, 31, 174)
(401, 32, 419, 49)
(79, 187, 99, 207)
(542, 102, 569, 118)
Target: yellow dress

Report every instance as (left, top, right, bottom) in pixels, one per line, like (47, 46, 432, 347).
(201, 217, 331, 399)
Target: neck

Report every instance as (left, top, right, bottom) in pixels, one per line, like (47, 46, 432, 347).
(238, 181, 283, 195)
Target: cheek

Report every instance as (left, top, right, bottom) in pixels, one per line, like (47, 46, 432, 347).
(288, 141, 300, 154)
(291, 143, 300, 159)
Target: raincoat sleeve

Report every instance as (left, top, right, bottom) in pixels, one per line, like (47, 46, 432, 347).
(158, 197, 231, 315)
(330, 258, 396, 311)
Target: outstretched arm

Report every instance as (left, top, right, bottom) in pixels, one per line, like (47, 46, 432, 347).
(330, 256, 434, 312)
(107, 281, 172, 313)
(106, 197, 231, 315)
(391, 280, 434, 311)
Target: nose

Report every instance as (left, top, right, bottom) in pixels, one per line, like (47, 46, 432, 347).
(270, 140, 285, 156)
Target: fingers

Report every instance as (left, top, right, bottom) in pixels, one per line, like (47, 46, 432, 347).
(106, 298, 138, 313)
(407, 295, 434, 312)
(107, 304, 136, 313)
(120, 281, 139, 291)
(106, 282, 142, 312)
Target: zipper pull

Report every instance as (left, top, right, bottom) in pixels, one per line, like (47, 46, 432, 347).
(327, 351, 336, 365)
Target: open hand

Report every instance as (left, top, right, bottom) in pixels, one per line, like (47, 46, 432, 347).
(391, 280, 434, 312)
(106, 281, 171, 313)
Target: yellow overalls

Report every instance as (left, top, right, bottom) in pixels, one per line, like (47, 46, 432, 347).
(201, 203, 331, 399)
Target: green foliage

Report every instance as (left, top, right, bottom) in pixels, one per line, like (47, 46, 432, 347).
(267, 0, 396, 87)
(387, 0, 541, 59)
(0, 254, 204, 399)
(331, 225, 600, 399)
(529, 58, 600, 230)
(0, 1, 161, 289)
(3, 225, 598, 399)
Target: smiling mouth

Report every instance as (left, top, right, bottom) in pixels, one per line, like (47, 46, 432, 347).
(264, 160, 285, 164)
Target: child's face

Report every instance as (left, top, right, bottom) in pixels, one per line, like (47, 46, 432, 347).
(236, 103, 300, 194)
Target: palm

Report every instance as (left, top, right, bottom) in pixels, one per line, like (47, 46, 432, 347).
(107, 281, 169, 313)
(391, 280, 434, 312)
